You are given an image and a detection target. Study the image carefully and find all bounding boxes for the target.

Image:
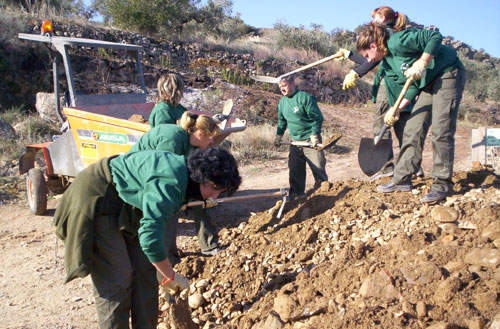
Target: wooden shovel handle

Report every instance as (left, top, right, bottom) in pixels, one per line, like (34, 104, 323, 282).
(279, 53, 343, 80)
(385, 77, 414, 119)
(184, 190, 288, 208)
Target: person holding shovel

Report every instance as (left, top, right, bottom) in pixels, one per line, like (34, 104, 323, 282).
(53, 147, 241, 329)
(356, 23, 465, 202)
(149, 72, 187, 127)
(335, 7, 424, 180)
(129, 111, 222, 262)
(274, 76, 328, 199)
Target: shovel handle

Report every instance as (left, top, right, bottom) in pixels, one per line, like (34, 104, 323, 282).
(374, 78, 414, 145)
(184, 190, 288, 208)
(278, 53, 343, 80)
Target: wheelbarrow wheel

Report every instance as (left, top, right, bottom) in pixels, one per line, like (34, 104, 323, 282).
(27, 168, 47, 215)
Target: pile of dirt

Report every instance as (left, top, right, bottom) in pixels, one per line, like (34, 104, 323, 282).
(160, 166, 500, 329)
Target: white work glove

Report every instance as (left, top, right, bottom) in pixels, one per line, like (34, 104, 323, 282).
(384, 107, 400, 127)
(334, 48, 351, 61)
(162, 272, 189, 295)
(310, 134, 320, 147)
(274, 135, 283, 147)
(404, 59, 428, 80)
(204, 197, 218, 208)
(342, 70, 359, 90)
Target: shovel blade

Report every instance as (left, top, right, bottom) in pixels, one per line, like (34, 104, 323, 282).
(358, 137, 393, 177)
(251, 75, 280, 84)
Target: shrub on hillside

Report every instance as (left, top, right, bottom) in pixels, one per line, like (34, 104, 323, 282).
(274, 22, 355, 57)
(459, 51, 500, 102)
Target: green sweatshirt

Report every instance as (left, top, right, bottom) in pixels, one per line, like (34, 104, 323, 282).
(149, 101, 187, 128)
(110, 151, 188, 263)
(381, 28, 462, 106)
(128, 124, 192, 156)
(277, 90, 324, 141)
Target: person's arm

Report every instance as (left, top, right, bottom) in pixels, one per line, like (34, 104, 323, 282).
(276, 101, 287, 136)
(304, 94, 323, 136)
(353, 60, 381, 78)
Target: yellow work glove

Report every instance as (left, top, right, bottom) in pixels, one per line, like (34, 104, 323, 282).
(334, 48, 351, 61)
(310, 134, 320, 147)
(204, 197, 218, 208)
(404, 59, 428, 80)
(162, 272, 190, 295)
(384, 107, 400, 127)
(274, 135, 283, 147)
(342, 70, 359, 90)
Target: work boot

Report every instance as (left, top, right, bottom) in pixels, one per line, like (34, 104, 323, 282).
(420, 191, 447, 203)
(415, 167, 425, 178)
(377, 182, 412, 193)
(369, 170, 394, 181)
(201, 247, 220, 256)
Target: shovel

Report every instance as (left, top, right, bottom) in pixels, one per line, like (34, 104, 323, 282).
(281, 133, 343, 151)
(358, 78, 413, 177)
(251, 53, 343, 84)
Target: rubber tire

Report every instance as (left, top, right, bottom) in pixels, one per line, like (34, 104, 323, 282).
(27, 168, 47, 215)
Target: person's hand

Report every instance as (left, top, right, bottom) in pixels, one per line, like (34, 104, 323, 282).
(404, 59, 428, 80)
(310, 134, 320, 147)
(274, 135, 283, 147)
(384, 107, 399, 127)
(162, 272, 190, 295)
(204, 197, 218, 208)
(334, 48, 351, 61)
(342, 70, 359, 90)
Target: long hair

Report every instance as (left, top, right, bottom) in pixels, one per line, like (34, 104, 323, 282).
(156, 73, 184, 106)
(356, 23, 389, 56)
(179, 111, 221, 138)
(371, 6, 407, 32)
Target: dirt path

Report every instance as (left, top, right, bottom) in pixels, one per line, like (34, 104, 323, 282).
(0, 104, 473, 328)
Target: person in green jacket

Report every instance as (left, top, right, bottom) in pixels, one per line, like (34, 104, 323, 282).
(356, 23, 466, 202)
(53, 147, 241, 329)
(335, 7, 424, 180)
(129, 111, 222, 260)
(274, 76, 328, 199)
(149, 73, 187, 127)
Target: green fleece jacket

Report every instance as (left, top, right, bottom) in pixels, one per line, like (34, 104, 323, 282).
(381, 28, 462, 107)
(128, 124, 193, 156)
(277, 90, 323, 141)
(149, 101, 187, 128)
(53, 152, 188, 283)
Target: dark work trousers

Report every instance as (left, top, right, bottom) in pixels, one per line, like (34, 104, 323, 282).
(391, 67, 466, 192)
(92, 213, 158, 329)
(288, 144, 328, 196)
(164, 206, 218, 263)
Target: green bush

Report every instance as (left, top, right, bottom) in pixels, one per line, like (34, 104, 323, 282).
(273, 22, 355, 56)
(459, 51, 500, 102)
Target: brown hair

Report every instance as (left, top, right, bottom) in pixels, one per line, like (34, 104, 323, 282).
(157, 73, 184, 106)
(179, 111, 221, 138)
(371, 6, 407, 32)
(356, 23, 389, 56)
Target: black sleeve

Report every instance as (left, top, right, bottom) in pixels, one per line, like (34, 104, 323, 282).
(348, 52, 380, 78)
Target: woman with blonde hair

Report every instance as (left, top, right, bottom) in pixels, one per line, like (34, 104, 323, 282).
(356, 23, 465, 202)
(149, 73, 187, 127)
(130, 111, 221, 155)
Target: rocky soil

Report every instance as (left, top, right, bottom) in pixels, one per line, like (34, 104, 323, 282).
(160, 167, 500, 329)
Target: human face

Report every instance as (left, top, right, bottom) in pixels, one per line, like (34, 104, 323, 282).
(199, 182, 225, 200)
(190, 130, 214, 149)
(359, 43, 385, 62)
(279, 80, 295, 97)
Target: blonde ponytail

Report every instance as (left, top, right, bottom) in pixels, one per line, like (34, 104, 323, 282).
(179, 111, 221, 137)
(372, 6, 407, 32)
(156, 73, 185, 106)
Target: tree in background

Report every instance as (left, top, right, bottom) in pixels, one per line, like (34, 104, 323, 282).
(1, 0, 92, 18)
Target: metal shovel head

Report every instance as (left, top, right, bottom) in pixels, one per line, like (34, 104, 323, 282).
(251, 75, 280, 84)
(358, 137, 393, 177)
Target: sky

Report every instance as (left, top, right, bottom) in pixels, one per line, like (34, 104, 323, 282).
(231, 0, 500, 58)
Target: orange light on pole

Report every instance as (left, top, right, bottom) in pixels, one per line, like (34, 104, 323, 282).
(41, 20, 52, 36)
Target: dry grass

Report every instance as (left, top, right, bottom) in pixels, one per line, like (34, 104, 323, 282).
(226, 124, 286, 163)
